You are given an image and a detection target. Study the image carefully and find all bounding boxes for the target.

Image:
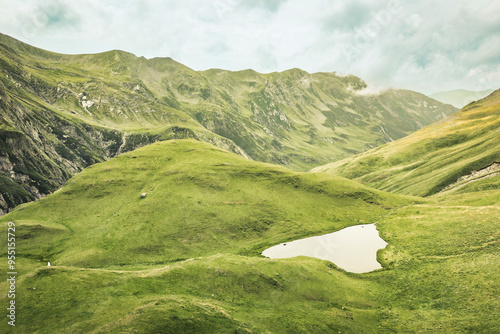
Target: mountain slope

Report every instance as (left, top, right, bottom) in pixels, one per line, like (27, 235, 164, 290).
(0, 32, 457, 212)
(0, 139, 408, 268)
(312, 89, 500, 196)
(1, 140, 499, 333)
(0, 34, 244, 213)
(0, 139, 410, 333)
(430, 88, 494, 108)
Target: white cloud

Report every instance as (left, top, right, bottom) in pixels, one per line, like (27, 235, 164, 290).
(0, 0, 499, 94)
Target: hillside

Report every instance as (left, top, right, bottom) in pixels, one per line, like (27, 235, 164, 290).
(0, 139, 407, 268)
(312, 89, 500, 196)
(430, 89, 494, 108)
(1, 139, 499, 333)
(0, 32, 456, 212)
(0, 139, 410, 332)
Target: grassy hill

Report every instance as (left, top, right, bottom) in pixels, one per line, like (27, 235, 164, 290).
(0, 139, 407, 268)
(0, 34, 242, 213)
(312, 89, 500, 197)
(1, 139, 499, 333)
(1, 32, 498, 333)
(0, 32, 456, 212)
(0, 139, 411, 333)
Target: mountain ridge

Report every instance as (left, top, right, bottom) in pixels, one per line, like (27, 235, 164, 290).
(0, 32, 457, 212)
(312, 89, 500, 196)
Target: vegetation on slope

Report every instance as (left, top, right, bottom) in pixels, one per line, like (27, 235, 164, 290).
(373, 188, 500, 332)
(0, 139, 498, 333)
(0, 32, 456, 211)
(0, 139, 413, 333)
(0, 140, 406, 268)
(312, 89, 500, 196)
(0, 34, 246, 212)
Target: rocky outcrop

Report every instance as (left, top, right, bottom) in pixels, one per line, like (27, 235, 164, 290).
(442, 162, 500, 192)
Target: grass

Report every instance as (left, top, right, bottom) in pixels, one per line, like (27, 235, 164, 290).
(0, 33, 498, 333)
(2, 256, 384, 333)
(0, 139, 407, 269)
(373, 189, 500, 332)
(0, 31, 458, 213)
(0, 139, 498, 333)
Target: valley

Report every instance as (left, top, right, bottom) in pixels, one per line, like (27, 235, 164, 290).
(0, 136, 498, 333)
(313, 89, 500, 197)
(0, 33, 499, 333)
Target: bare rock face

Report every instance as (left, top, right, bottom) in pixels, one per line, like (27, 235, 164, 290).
(0, 95, 125, 213)
(0, 156, 13, 172)
(0, 193, 8, 215)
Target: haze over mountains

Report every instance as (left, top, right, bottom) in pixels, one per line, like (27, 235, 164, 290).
(430, 89, 495, 108)
(0, 33, 457, 213)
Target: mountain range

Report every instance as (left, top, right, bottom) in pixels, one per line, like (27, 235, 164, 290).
(312, 89, 500, 196)
(0, 33, 456, 213)
(0, 91, 498, 333)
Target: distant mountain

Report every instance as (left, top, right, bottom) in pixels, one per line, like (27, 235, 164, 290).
(0, 32, 457, 212)
(430, 89, 494, 108)
(312, 89, 500, 196)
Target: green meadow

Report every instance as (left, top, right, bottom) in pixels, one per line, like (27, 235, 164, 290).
(0, 32, 457, 213)
(0, 138, 499, 333)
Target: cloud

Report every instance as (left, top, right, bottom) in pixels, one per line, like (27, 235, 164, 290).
(239, 0, 288, 13)
(0, 0, 499, 93)
(318, 0, 500, 93)
(350, 82, 389, 96)
(323, 0, 383, 32)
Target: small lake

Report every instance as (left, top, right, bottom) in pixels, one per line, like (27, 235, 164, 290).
(262, 224, 387, 273)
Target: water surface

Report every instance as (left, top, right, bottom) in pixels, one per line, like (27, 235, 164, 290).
(262, 224, 387, 273)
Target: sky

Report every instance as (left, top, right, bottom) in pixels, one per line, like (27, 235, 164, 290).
(1, 0, 499, 94)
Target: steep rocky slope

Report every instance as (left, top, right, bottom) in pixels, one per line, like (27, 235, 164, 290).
(0, 33, 457, 211)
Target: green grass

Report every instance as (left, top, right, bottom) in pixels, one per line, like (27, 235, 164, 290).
(0, 139, 406, 269)
(3, 256, 385, 333)
(0, 32, 457, 173)
(0, 31, 459, 213)
(0, 33, 498, 333)
(0, 139, 499, 333)
(0, 139, 409, 333)
(373, 190, 500, 332)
